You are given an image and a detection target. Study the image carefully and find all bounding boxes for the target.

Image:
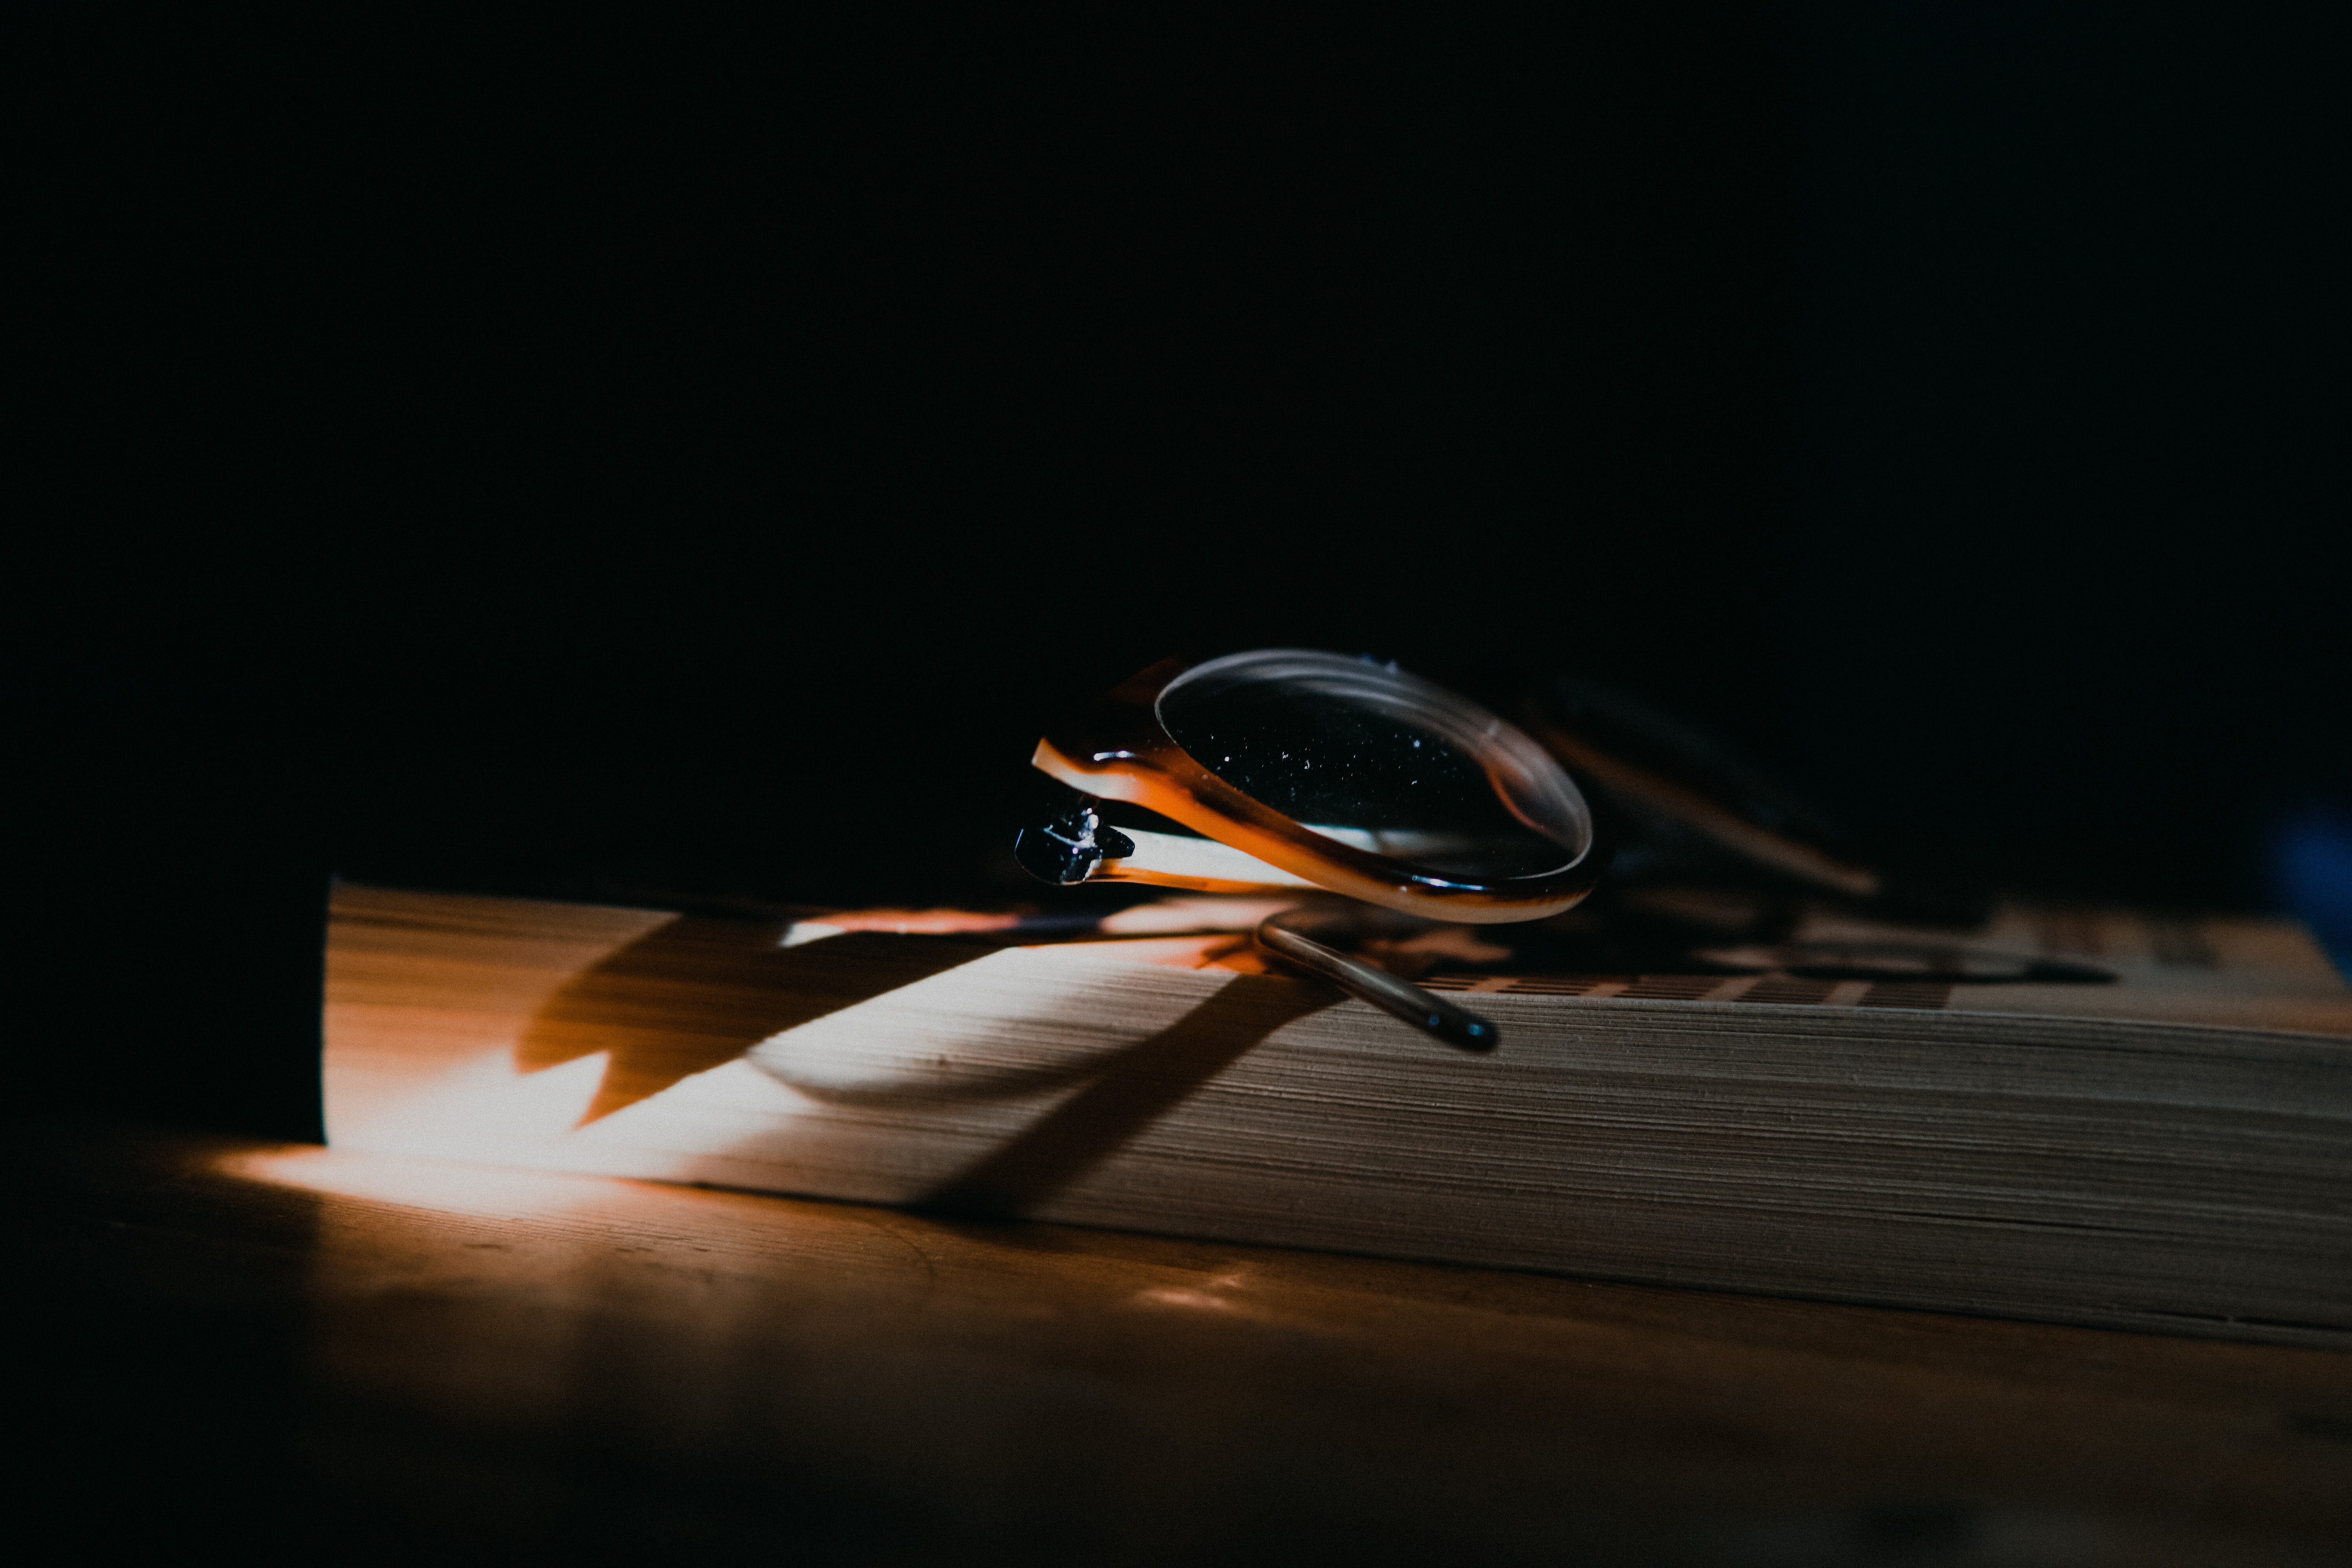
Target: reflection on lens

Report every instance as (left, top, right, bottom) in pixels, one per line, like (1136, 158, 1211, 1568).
(1158, 652, 1590, 883)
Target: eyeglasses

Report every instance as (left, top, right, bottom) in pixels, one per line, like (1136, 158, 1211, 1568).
(1014, 650, 1609, 1049)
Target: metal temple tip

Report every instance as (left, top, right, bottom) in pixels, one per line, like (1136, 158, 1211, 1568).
(1432, 1011, 1500, 1052)
(1255, 915, 1501, 1053)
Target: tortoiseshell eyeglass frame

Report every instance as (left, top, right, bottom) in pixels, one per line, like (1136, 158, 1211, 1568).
(1028, 652, 1610, 924)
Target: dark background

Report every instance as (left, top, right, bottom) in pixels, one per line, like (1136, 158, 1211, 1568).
(48, 6, 2345, 1138)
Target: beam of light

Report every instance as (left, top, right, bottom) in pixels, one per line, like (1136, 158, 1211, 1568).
(221, 1143, 628, 1221)
(330, 1045, 613, 1152)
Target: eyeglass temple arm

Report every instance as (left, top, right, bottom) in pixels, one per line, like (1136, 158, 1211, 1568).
(1254, 910, 1499, 1053)
(1014, 795, 1499, 1050)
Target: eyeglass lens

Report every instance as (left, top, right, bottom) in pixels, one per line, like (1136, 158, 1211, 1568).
(1158, 658, 1582, 882)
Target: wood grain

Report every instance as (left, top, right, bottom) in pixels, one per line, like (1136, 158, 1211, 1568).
(16, 1122, 2350, 1564)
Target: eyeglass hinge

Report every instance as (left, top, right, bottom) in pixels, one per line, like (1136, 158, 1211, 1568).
(1013, 792, 1137, 886)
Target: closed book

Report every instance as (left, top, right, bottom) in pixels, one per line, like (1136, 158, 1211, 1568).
(325, 882, 2352, 1347)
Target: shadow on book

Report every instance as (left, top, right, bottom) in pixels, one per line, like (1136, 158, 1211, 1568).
(517, 922, 1000, 1125)
(519, 915, 1338, 1213)
(917, 979, 1333, 1218)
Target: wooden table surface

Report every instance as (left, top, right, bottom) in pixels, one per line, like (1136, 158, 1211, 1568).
(16, 1119, 2350, 1565)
